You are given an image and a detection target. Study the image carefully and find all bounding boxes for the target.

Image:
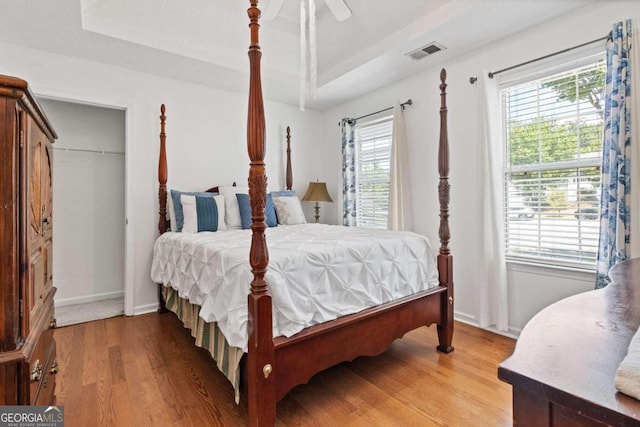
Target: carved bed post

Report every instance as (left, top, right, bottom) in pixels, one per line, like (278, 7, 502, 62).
(157, 104, 169, 314)
(436, 69, 454, 353)
(286, 126, 292, 191)
(158, 104, 168, 235)
(246, 1, 276, 425)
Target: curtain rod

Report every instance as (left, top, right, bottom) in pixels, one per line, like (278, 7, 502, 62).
(469, 35, 609, 84)
(339, 99, 412, 126)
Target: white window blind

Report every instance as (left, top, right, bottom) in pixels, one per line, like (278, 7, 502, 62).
(502, 60, 605, 268)
(355, 116, 393, 229)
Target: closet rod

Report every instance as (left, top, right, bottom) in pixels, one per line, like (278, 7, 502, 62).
(339, 99, 412, 126)
(53, 147, 124, 155)
(469, 35, 609, 84)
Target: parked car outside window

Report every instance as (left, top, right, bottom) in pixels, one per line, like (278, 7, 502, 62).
(508, 206, 534, 219)
(574, 206, 599, 220)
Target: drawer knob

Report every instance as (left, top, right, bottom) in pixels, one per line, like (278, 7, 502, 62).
(31, 360, 43, 382)
(50, 359, 59, 374)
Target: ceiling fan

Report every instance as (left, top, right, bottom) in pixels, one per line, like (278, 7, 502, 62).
(262, 0, 352, 110)
(263, 0, 352, 22)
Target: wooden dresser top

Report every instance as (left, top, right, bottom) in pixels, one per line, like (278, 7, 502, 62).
(499, 258, 640, 424)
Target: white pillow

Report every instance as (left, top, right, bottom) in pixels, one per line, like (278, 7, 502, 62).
(219, 185, 249, 230)
(181, 194, 227, 233)
(272, 196, 307, 225)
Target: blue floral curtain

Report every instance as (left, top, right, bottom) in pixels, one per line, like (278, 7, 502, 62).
(341, 119, 357, 226)
(596, 20, 633, 289)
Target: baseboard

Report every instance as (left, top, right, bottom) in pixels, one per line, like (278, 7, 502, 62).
(454, 310, 521, 339)
(454, 310, 477, 326)
(134, 302, 159, 315)
(55, 290, 124, 308)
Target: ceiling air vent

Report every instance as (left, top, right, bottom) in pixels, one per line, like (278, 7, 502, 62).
(406, 42, 446, 61)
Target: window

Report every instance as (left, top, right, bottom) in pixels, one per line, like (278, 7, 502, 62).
(355, 116, 393, 229)
(502, 60, 605, 268)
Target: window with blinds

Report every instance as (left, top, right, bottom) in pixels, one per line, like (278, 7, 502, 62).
(355, 116, 393, 229)
(502, 60, 605, 268)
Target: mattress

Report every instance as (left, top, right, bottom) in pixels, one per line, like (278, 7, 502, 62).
(151, 223, 439, 352)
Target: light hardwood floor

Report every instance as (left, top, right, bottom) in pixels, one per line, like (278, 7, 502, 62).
(53, 313, 515, 426)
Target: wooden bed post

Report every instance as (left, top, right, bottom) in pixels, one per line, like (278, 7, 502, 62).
(157, 104, 169, 314)
(246, 1, 276, 425)
(436, 69, 454, 353)
(158, 104, 168, 235)
(285, 126, 292, 191)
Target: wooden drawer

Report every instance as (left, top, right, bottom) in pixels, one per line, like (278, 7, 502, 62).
(27, 326, 54, 403)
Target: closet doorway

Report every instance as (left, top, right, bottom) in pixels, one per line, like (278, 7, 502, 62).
(38, 99, 126, 327)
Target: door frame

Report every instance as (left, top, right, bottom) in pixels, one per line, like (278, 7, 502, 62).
(35, 91, 134, 316)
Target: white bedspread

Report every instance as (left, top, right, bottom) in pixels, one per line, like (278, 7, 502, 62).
(151, 223, 439, 352)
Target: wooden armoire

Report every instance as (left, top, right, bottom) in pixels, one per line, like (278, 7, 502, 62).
(0, 74, 58, 405)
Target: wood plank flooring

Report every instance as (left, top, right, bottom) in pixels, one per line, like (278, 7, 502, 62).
(53, 313, 515, 426)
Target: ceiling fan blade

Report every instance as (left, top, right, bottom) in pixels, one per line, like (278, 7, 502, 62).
(262, 0, 285, 21)
(323, 0, 352, 21)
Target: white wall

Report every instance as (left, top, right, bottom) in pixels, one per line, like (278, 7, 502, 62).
(39, 99, 126, 307)
(0, 42, 325, 315)
(321, 1, 640, 334)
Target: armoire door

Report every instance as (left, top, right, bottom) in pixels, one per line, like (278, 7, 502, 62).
(23, 115, 53, 337)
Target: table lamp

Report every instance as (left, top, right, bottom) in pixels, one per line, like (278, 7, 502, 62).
(301, 181, 333, 223)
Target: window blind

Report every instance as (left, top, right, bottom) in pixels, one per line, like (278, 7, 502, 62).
(502, 60, 605, 268)
(355, 116, 393, 229)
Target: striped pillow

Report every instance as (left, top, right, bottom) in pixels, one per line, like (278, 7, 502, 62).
(170, 189, 217, 232)
(181, 195, 226, 233)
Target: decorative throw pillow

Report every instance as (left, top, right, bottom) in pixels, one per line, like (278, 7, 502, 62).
(181, 194, 226, 233)
(236, 193, 277, 229)
(219, 185, 249, 230)
(170, 189, 220, 232)
(272, 196, 307, 225)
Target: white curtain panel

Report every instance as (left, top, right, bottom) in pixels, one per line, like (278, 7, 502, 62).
(631, 18, 640, 258)
(478, 72, 509, 332)
(388, 103, 413, 231)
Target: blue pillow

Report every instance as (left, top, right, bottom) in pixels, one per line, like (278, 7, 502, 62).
(236, 193, 277, 229)
(171, 189, 216, 232)
(270, 190, 296, 198)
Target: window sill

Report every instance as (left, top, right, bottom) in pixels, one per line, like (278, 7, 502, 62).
(506, 259, 596, 281)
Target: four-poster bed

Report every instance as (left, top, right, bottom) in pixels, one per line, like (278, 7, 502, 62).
(153, 2, 454, 425)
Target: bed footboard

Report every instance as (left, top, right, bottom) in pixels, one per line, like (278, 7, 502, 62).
(272, 286, 446, 401)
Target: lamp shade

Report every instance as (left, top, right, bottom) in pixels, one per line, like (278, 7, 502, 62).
(301, 182, 333, 203)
